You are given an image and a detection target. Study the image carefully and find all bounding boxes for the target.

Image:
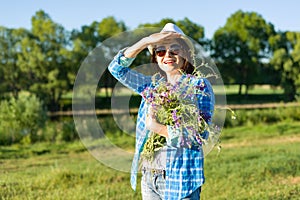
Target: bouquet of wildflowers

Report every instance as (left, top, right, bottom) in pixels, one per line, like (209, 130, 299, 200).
(140, 73, 211, 161)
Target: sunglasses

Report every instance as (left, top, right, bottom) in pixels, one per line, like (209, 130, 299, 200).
(154, 44, 182, 57)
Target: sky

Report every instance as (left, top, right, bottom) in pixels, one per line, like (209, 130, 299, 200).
(0, 0, 299, 39)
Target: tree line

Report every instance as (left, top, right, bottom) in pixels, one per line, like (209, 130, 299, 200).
(0, 10, 299, 112)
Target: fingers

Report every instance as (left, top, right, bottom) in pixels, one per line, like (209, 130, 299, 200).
(147, 32, 181, 45)
(145, 109, 155, 130)
(147, 106, 155, 118)
(151, 32, 180, 38)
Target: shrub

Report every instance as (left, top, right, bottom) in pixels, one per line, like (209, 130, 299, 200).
(61, 120, 79, 142)
(224, 106, 300, 127)
(0, 91, 47, 145)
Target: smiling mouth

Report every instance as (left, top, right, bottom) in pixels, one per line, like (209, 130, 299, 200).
(164, 60, 175, 64)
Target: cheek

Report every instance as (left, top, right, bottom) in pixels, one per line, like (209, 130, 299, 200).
(156, 57, 163, 64)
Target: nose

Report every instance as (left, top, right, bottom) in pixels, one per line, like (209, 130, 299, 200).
(164, 49, 172, 57)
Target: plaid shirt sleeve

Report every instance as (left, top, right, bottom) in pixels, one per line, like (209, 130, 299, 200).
(108, 49, 152, 95)
(196, 78, 215, 139)
(108, 49, 153, 191)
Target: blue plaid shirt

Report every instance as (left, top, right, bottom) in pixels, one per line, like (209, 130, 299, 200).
(108, 49, 215, 199)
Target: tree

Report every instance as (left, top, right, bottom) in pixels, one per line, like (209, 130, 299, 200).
(70, 17, 128, 99)
(71, 21, 100, 59)
(97, 17, 127, 97)
(270, 31, 300, 101)
(212, 10, 275, 95)
(97, 16, 126, 41)
(176, 17, 206, 47)
(0, 27, 30, 97)
(16, 10, 72, 111)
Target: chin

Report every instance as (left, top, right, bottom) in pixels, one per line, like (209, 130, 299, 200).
(159, 65, 179, 72)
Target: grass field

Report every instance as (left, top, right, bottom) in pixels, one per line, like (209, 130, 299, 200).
(1, 119, 299, 199)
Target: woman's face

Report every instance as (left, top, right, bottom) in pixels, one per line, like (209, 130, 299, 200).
(154, 41, 185, 74)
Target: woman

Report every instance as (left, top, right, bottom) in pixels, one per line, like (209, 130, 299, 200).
(108, 23, 215, 200)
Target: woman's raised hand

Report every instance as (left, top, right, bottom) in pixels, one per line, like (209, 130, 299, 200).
(143, 32, 181, 46)
(124, 32, 181, 58)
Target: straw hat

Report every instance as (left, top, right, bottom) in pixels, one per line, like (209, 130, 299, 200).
(148, 23, 194, 55)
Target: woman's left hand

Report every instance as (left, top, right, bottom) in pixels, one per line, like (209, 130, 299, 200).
(145, 105, 157, 129)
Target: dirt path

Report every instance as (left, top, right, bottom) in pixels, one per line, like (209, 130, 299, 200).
(222, 134, 300, 148)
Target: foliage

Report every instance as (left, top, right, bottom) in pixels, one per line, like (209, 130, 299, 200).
(224, 106, 300, 127)
(270, 31, 300, 100)
(60, 120, 79, 142)
(0, 27, 31, 97)
(212, 10, 276, 95)
(97, 16, 127, 40)
(26, 11, 72, 111)
(0, 92, 47, 145)
(0, 9, 300, 112)
(141, 133, 166, 161)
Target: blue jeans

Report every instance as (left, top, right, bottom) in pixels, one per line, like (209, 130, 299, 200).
(141, 169, 201, 200)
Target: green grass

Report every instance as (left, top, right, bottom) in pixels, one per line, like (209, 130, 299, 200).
(202, 121, 300, 199)
(204, 143, 299, 200)
(1, 121, 299, 199)
(0, 142, 140, 200)
(222, 84, 283, 95)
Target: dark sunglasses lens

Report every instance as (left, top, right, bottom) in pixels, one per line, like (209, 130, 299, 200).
(156, 50, 166, 57)
(155, 45, 181, 56)
(170, 45, 181, 55)
(155, 47, 167, 57)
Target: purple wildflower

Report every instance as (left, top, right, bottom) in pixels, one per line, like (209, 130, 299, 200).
(196, 81, 205, 91)
(195, 134, 203, 145)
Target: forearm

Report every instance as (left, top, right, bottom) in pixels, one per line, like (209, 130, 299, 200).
(124, 38, 149, 58)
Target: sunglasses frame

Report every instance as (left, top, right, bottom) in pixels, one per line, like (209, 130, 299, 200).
(154, 44, 182, 57)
